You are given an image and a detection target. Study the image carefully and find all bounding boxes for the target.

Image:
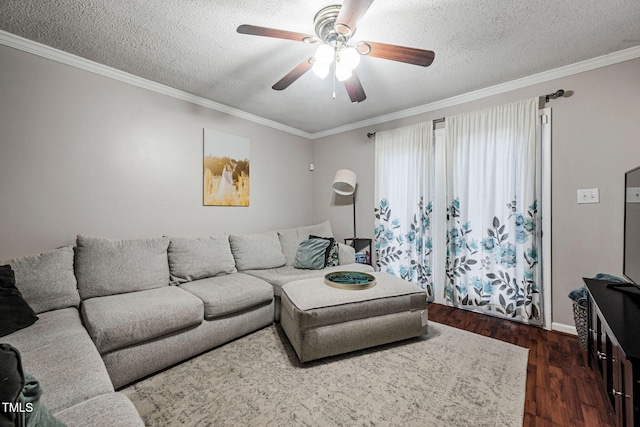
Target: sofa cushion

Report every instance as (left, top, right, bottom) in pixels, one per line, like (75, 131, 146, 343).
(293, 238, 331, 270)
(2, 307, 114, 414)
(179, 273, 273, 320)
(276, 228, 299, 266)
(337, 242, 356, 265)
(168, 235, 236, 284)
(54, 392, 145, 427)
(0, 265, 38, 337)
(230, 231, 286, 271)
(4, 246, 80, 314)
(278, 221, 333, 265)
(75, 235, 170, 299)
(81, 286, 204, 354)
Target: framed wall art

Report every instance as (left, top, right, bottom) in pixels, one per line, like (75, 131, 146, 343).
(203, 129, 250, 206)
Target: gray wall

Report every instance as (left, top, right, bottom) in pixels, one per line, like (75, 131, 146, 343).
(2, 40, 639, 328)
(312, 58, 640, 327)
(0, 44, 314, 260)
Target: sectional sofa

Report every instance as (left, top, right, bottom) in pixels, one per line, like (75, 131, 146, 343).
(1, 221, 374, 426)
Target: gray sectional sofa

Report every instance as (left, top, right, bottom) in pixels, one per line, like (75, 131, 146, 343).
(2, 221, 374, 426)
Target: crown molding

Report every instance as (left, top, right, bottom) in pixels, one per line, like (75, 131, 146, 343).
(0, 30, 313, 139)
(310, 45, 640, 139)
(1, 29, 639, 141)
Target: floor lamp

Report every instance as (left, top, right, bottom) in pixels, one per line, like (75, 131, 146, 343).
(332, 169, 357, 238)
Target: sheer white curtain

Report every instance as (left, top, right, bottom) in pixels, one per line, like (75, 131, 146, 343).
(444, 98, 542, 323)
(374, 122, 435, 297)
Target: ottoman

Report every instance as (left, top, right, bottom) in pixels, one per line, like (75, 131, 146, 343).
(280, 272, 428, 363)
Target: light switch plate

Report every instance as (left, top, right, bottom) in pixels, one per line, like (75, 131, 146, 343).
(627, 187, 640, 203)
(577, 188, 599, 204)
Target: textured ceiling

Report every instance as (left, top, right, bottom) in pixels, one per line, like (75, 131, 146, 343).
(1, 0, 640, 134)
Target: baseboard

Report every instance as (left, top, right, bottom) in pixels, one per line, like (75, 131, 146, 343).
(552, 322, 577, 335)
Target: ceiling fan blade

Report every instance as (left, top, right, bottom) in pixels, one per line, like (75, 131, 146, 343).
(358, 41, 435, 67)
(343, 71, 366, 103)
(272, 58, 314, 91)
(335, 0, 374, 36)
(237, 24, 318, 43)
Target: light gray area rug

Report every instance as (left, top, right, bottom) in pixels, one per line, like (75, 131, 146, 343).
(122, 322, 528, 426)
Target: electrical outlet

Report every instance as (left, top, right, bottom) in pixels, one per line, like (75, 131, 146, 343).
(309, 163, 314, 171)
(577, 188, 599, 204)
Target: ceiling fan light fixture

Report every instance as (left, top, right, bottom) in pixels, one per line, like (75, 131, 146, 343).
(312, 62, 330, 79)
(335, 61, 353, 81)
(315, 44, 335, 65)
(339, 46, 360, 69)
(238, 0, 434, 101)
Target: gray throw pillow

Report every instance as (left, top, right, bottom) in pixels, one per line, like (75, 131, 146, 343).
(294, 239, 331, 270)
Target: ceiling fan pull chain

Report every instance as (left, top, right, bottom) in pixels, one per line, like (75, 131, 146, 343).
(332, 60, 337, 99)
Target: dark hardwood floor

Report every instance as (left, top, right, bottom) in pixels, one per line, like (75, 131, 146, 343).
(427, 303, 616, 427)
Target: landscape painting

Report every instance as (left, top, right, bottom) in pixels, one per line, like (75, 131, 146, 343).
(203, 129, 250, 206)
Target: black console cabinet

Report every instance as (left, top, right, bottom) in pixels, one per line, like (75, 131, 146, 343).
(584, 278, 640, 427)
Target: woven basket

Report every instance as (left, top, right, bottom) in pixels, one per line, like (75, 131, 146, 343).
(572, 302, 588, 351)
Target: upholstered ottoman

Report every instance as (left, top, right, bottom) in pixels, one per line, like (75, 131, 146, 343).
(280, 272, 428, 363)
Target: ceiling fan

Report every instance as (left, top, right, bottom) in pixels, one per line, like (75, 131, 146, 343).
(237, 0, 435, 103)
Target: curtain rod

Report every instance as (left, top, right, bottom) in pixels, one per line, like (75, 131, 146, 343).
(367, 117, 445, 139)
(366, 89, 566, 139)
(541, 89, 565, 103)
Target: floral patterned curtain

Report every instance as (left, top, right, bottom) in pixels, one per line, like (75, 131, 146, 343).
(374, 122, 435, 298)
(444, 98, 542, 324)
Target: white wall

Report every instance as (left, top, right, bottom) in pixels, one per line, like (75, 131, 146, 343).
(312, 58, 640, 327)
(0, 44, 314, 260)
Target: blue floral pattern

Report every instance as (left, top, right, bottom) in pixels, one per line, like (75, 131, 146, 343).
(444, 198, 540, 321)
(375, 197, 433, 297)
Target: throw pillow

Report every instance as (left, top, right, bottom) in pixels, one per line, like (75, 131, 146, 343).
(326, 242, 340, 267)
(0, 265, 38, 338)
(294, 239, 331, 270)
(309, 235, 339, 267)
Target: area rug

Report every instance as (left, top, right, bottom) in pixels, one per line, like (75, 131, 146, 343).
(122, 322, 528, 426)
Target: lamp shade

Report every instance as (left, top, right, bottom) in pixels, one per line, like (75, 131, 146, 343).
(332, 169, 357, 195)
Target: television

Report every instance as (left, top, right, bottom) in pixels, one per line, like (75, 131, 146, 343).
(623, 165, 640, 286)
(605, 166, 640, 293)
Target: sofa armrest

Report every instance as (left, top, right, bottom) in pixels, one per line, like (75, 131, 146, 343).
(337, 243, 355, 265)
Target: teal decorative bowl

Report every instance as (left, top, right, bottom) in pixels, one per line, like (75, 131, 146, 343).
(324, 271, 376, 290)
